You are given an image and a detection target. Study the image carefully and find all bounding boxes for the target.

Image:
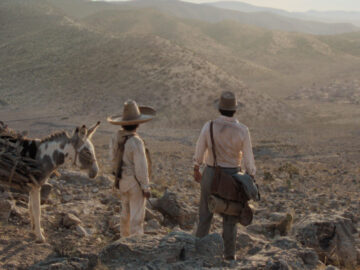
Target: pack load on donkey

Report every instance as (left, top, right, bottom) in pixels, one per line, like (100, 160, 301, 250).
(0, 121, 43, 192)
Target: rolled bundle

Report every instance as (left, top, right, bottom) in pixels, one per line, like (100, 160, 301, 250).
(208, 195, 243, 216)
(0, 125, 43, 191)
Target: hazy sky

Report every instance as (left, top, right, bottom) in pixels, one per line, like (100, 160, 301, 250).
(99, 0, 360, 12)
(184, 0, 360, 11)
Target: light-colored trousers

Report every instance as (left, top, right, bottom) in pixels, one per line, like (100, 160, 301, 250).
(119, 175, 146, 238)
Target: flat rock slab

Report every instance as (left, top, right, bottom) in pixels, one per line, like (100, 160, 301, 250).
(153, 191, 197, 230)
(99, 232, 223, 269)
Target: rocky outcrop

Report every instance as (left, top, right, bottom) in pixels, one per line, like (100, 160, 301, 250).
(152, 191, 197, 230)
(99, 231, 224, 269)
(236, 229, 319, 270)
(295, 214, 358, 268)
(28, 256, 97, 270)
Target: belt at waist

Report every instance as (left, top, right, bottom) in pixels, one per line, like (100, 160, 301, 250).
(206, 165, 241, 170)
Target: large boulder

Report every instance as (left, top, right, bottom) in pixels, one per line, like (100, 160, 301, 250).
(235, 229, 319, 270)
(295, 214, 358, 268)
(153, 191, 197, 230)
(99, 231, 223, 269)
(236, 245, 318, 270)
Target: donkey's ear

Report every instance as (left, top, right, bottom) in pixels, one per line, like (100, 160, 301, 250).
(78, 125, 87, 139)
(73, 127, 79, 135)
(87, 121, 100, 139)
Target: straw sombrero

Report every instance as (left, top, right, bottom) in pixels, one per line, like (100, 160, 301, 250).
(107, 100, 156, 126)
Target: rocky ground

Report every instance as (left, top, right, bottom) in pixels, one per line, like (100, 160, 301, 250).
(0, 121, 359, 270)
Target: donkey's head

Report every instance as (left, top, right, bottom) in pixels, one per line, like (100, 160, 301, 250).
(71, 121, 100, 179)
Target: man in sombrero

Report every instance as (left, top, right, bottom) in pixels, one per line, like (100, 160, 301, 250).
(108, 100, 155, 237)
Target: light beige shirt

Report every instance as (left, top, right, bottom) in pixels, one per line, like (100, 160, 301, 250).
(109, 130, 150, 192)
(193, 116, 256, 176)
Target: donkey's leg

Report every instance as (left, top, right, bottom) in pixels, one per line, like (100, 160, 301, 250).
(28, 192, 35, 231)
(30, 186, 45, 242)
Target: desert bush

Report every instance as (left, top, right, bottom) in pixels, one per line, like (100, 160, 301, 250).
(278, 163, 300, 179)
(263, 171, 275, 181)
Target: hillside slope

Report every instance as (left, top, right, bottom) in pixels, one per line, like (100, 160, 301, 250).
(80, 5, 360, 97)
(0, 0, 297, 127)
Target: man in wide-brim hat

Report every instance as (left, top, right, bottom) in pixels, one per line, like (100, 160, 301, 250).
(193, 91, 256, 260)
(108, 99, 155, 237)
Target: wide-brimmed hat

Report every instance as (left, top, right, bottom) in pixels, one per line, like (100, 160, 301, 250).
(215, 91, 239, 111)
(107, 100, 156, 126)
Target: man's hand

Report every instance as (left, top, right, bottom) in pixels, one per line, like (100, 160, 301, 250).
(194, 165, 202, 183)
(143, 190, 151, 199)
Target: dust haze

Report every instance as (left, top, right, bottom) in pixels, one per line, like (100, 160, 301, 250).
(0, 0, 359, 269)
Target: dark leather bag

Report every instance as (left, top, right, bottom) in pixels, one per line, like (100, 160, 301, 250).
(211, 166, 249, 202)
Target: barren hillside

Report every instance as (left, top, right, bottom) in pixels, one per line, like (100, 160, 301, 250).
(0, 1, 360, 269)
(0, 0, 300, 127)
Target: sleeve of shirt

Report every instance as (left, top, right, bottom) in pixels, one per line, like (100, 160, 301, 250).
(193, 122, 209, 166)
(133, 138, 150, 190)
(243, 127, 256, 176)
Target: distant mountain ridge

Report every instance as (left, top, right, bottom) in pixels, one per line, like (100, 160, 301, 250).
(206, 1, 360, 27)
(83, 0, 360, 35)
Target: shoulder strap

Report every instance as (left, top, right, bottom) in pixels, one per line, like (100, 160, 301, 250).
(116, 134, 133, 178)
(210, 121, 217, 166)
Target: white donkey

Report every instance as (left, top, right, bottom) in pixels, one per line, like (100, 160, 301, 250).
(3, 122, 100, 242)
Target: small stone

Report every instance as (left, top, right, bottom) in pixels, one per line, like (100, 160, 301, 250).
(92, 188, 99, 193)
(61, 194, 72, 203)
(145, 208, 163, 223)
(75, 224, 89, 237)
(62, 213, 82, 228)
(145, 219, 161, 232)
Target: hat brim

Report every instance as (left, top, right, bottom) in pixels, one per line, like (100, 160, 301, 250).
(214, 99, 240, 111)
(107, 106, 156, 126)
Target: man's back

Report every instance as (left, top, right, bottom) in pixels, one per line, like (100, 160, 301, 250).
(194, 115, 256, 176)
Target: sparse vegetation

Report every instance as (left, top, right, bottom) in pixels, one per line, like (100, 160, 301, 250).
(0, 0, 359, 269)
(278, 163, 300, 179)
(263, 171, 275, 182)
